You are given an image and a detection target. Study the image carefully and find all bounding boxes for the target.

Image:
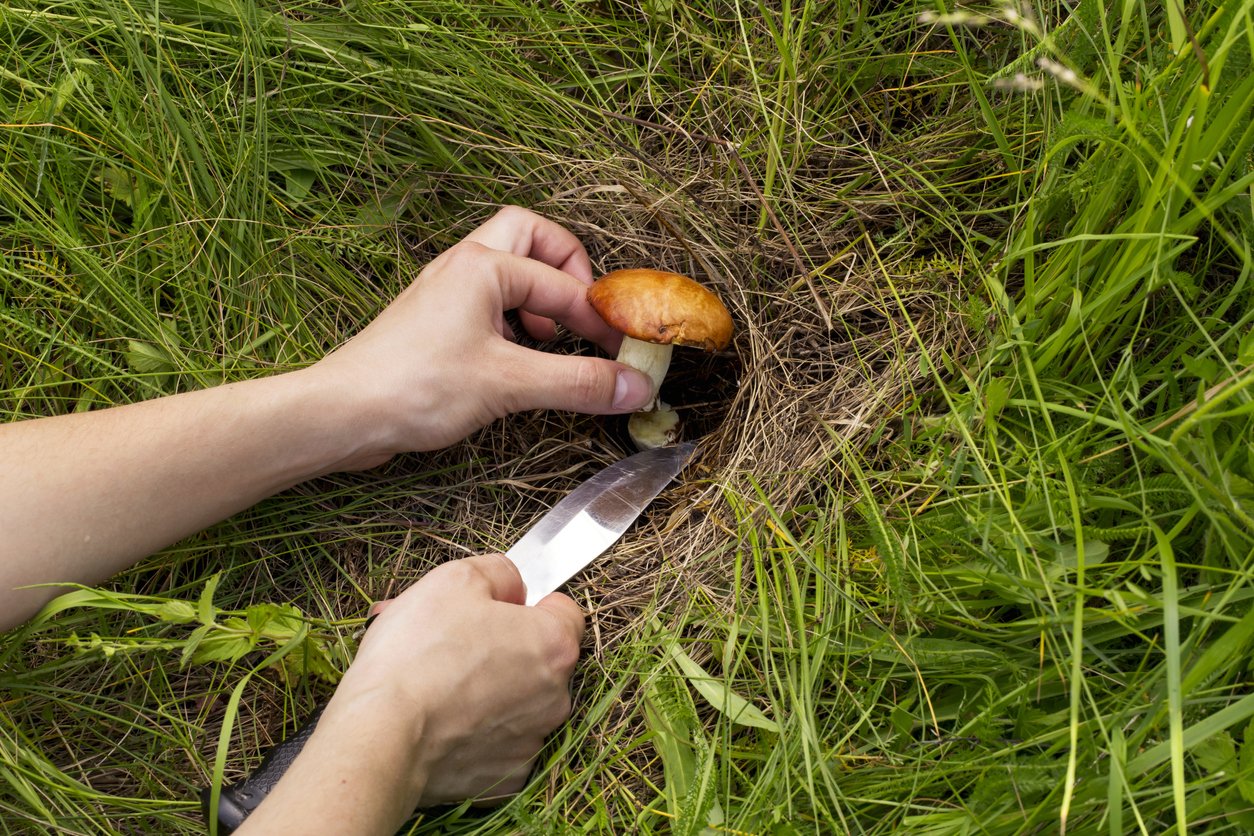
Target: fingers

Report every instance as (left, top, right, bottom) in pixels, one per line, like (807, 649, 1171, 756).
(467, 245, 620, 351)
(517, 310, 556, 342)
(464, 206, 594, 285)
(496, 346, 653, 414)
(463, 208, 597, 346)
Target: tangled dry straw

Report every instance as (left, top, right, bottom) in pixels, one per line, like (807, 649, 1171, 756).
(318, 115, 991, 657)
(383, 119, 991, 817)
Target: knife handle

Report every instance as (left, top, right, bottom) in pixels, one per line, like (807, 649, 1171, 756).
(200, 702, 327, 834)
(200, 615, 376, 834)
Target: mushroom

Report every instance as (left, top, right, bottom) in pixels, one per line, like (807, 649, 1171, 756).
(587, 268, 733, 449)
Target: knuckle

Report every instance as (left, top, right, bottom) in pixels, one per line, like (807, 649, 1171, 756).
(441, 240, 494, 275)
(494, 204, 532, 223)
(482, 552, 520, 585)
(445, 239, 491, 269)
(570, 357, 607, 406)
(432, 559, 481, 588)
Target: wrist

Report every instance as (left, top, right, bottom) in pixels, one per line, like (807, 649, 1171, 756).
(285, 365, 399, 473)
(237, 678, 429, 836)
(319, 676, 431, 810)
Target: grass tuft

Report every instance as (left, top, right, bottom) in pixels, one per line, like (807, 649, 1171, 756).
(3, 0, 1254, 834)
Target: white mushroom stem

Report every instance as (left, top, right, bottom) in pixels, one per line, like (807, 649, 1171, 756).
(616, 335, 673, 413)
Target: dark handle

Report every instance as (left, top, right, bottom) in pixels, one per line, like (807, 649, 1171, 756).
(200, 614, 376, 833)
(200, 703, 327, 834)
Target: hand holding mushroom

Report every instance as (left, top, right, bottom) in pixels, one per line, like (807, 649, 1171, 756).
(586, 269, 734, 449)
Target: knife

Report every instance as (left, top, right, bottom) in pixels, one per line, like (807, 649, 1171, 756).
(201, 442, 698, 833)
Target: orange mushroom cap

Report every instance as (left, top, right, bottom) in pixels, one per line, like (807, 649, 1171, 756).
(587, 269, 733, 351)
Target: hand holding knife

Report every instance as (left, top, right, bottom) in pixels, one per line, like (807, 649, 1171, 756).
(201, 443, 697, 833)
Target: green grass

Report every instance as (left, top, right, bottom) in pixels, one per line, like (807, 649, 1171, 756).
(3, 0, 1254, 834)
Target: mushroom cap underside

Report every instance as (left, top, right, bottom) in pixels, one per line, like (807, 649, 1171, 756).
(587, 269, 733, 350)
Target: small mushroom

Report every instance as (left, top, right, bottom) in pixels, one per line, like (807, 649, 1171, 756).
(587, 268, 733, 449)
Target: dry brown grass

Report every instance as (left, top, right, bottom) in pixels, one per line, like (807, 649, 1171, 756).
(350, 118, 991, 658)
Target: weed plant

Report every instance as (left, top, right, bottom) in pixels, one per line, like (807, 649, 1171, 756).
(2, 1, 1253, 835)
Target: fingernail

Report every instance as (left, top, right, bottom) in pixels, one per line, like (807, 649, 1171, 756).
(613, 370, 652, 411)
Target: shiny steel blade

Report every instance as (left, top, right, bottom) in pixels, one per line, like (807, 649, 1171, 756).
(507, 443, 697, 606)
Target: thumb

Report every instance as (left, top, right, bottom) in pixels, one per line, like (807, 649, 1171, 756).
(500, 347, 653, 414)
(369, 553, 528, 614)
(457, 553, 528, 605)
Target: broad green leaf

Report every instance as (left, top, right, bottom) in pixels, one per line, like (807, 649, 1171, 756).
(1184, 606, 1254, 693)
(266, 605, 306, 639)
(644, 0, 674, 18)
(99, 165, 137, 207)
(1183, 354, 1219, 383)
(192, 631, 254, 665)
(355, 192, 405, 234)
(13, 71, 86, 122)
(278, 638, 342, 684)
(181, 623, 213, 668)
(125, 341, 173, 375)
(1241, 717, 1254, 800)
(1238, 330, 1254, 366)
(1051, 538, 1111, 573)
(283, 169, 316, 202)
(890, 704, 914, 737)
(1227, 472, 1254, 497)
(1129, 685, 1254, 777)
(1194, 731, 1236, 773)
(245, 605, 272, 636)
(854, 632, 1005, 671)
(26, 587, 167, 629)
(985, 376, 1009, 419)
(246, 602, 305, 639)
(198, 573, 221, 625)
(643, 687, 693, 781)
(672, 647, 778, 731)
(125, 323, 183, 384)
(640, 670, 719, 833)
(157, 600, 197, 624)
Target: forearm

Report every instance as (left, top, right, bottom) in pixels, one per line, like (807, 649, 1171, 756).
(0, 367, 384, 629)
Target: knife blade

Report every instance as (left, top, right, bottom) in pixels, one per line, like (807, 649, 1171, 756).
(201, 442, 697, 833)
(508, 442, 697, 605)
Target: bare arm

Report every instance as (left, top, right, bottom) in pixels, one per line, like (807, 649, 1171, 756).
(0, 206, 650, 628)
(0, 370, 373, 627)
